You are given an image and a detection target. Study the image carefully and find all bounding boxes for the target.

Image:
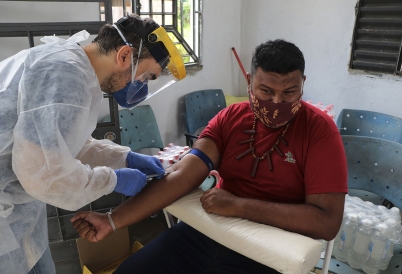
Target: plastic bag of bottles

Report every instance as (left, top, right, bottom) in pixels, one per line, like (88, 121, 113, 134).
(332, 195, 402, 272)
(305, 100, 336, 121)
(153, 143, 190, 169)
(155, 143, 220, 190)
(344, 195, 402, 245)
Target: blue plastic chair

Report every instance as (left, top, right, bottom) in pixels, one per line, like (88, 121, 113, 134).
(184, 89, 226, 146)
(337, 109, 402, 143)
(118, 105, 164, 151)
(315, 135, 402, 274)
(337, 109, 402, 207)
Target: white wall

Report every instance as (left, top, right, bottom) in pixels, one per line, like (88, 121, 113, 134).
(138, 0, 243, 146)
(240, 0, 402, 122)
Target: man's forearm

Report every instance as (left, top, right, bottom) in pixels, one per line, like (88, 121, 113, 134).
(110, 137, 221, 229)
(234, 193, 344, 240)
(111, 155, 210, 229)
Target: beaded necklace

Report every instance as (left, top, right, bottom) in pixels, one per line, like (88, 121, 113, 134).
(236, 116, 290, 177)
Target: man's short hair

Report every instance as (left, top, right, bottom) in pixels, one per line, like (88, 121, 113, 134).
(251, 39, 305, 76)
(93, 14, 152, 61)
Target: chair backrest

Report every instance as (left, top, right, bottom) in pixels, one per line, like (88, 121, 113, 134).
(337, 109, 402, 143)
(342, 135, 402, 210)
(184, 89, 226, 134)
(119, 105, 164, 151)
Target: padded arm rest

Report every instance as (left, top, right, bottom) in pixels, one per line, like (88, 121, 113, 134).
(165, 189, 321, 274)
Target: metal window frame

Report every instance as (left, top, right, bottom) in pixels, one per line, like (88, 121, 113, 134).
(349, 0, 402, 76)
(132, 0, 202, 66)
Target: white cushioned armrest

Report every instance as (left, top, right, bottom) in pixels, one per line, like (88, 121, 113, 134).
(165, 188, 321, 274)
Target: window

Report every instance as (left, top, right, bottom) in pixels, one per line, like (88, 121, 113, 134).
(100, 0, 133, 22)
(350, 0, 402, 75)
(132, 0, 202, 66)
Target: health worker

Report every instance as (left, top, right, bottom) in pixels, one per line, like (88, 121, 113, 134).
(0, 13, 186, 274)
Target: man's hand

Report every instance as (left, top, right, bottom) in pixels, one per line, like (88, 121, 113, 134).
(70, 211, 113, 242)
(200, 188, 241, 217)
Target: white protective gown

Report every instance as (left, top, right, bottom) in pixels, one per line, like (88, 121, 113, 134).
(0, 31, 130, 273)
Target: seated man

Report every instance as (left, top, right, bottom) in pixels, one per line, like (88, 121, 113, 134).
(72, 39, 347, 274)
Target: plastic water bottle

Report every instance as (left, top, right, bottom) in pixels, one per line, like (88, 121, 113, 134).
(154, 143, 190, 168)
(315, 102, 323, 110)
(362, 223, 389, 274)
(377, 219, 396, 271)
(379, 238, 394, 271)
(348, 219, 374, 269)
(334, 213, 358, 262)
(325, 105, 335, 121)
(390, 207, 401, 223)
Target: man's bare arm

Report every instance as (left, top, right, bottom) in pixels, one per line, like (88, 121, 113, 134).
(201, 189, 345, 240)
(110, 137, 221, 229)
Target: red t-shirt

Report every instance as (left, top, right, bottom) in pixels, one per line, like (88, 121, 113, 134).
(199, 101, 348, 204)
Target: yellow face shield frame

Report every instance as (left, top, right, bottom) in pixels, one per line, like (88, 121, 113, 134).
(148, 26, 186, 80)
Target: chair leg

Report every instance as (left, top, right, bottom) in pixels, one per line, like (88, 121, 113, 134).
(382, 199, 394, 208)
(163, 209, 176, 228)
(322, 239, 334, 274)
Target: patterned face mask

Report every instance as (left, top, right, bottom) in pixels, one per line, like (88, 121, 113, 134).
(248, 86, 302, 128)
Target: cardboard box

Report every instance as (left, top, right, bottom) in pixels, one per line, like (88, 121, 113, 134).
(77, 227, 142, 274)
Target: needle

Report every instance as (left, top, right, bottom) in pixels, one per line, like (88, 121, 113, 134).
(146, 172, 171, 179)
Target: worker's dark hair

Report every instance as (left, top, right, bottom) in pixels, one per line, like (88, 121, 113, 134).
(251, 39, 305, 76)
(93, 13, 152, 61)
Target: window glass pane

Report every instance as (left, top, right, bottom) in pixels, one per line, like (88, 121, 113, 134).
(165, 0, 173, 13)
(182, 1, 193, 48)
(125, 1, 132, 12)
(194, 11, 199, 54)
(152, 0, 162, 12)
(138, 0, 201, 65)
(153, 15, 163, 25)
(176, 43, 188, 56)
(183, 56, 191, 63)
(167, 32, 179, 43)
(141, 0, 150, 13)
(112, 6, 125, 20)
(165, 15, 173, 25)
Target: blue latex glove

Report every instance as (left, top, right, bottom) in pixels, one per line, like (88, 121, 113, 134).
(126, 151, 165, 178)
(113, 168, 147, 196)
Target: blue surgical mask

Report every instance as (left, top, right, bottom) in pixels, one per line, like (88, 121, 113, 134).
(112, 80, 148, 108)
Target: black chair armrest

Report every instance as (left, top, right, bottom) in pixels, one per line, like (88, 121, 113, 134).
(184, 133, 199, 147)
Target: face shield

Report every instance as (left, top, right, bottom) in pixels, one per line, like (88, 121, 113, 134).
(112, 17, 186, 108)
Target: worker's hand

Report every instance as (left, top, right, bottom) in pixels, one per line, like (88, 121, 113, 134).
(126, 151, 165, 178)
(114, 168, 147, 196)
(200, 188, 240, 217)
(70, 211, 113, 242)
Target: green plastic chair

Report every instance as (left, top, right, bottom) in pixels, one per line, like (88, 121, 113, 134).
(118, 105, 164, 151)
(184, 89, 226, 146)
